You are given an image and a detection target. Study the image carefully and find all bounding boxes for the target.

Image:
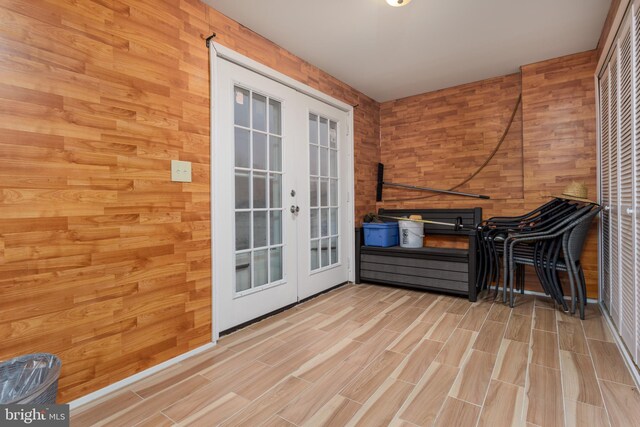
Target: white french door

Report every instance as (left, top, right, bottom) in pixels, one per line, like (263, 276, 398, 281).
(213, 56, 351, 332)
(299, 98, 350, 300)
(214, 59, 298, 332)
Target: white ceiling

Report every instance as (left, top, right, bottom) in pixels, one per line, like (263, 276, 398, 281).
(204, 0, 610, 102)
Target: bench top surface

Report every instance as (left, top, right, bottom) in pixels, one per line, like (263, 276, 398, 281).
(378, 207, 482, 236)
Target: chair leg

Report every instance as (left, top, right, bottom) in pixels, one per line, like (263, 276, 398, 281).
(509, 260, 516, 308)
(576, 263, 587, 320)
(503, 244, 510, 304)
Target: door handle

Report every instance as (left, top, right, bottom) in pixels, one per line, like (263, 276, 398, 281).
(626, 208, 634, 215)
(290, 205, 300, 214)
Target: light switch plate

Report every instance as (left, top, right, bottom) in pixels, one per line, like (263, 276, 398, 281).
(171, 160, 192, 182)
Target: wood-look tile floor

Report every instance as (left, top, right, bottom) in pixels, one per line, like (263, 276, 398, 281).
(72, 284, 640, 427)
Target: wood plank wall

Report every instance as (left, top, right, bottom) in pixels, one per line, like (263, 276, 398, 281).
(0, 0, 378, 402)
(379, 51, 598, 298)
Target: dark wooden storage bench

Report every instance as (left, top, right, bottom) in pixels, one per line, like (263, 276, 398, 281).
(355, 208, 482, 301)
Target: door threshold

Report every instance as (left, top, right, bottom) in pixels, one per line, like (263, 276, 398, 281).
(219, 281, 350, 337)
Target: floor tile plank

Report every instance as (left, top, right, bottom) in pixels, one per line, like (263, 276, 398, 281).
(388, 320, 435, 354)
(492, 339, 529, 387)
(526, 364, 564, 427)
(564, 399, 611, 427)
(304, 395, 362, 427)
(505, 313, 532, 343)
(472, 320, 506, 354)
(449, 349, 496, 405)
(434, 328, 477, 368)
(599, 380, 640, 427)
(533, 307, 557, 332)
(426, 313, 463, 342)
(341, 350, 407, 404)
(400, 362, 459, 426)
(558, 320, 589, 354)
(458, 303, 491, 332)
(394, 339, 444, 384)
(478, 380, 524, 427)
(352, 379, 414, 427)
(560, 350, 603, 407)
(588, 339, 635, 386)
(220, 376, 310, 426)
(434, 397, 481, 427)
(530, 329, 559, 369)
(178, 392, 249, 427)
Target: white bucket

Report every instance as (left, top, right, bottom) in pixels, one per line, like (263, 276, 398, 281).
(399, 220, 424, 248)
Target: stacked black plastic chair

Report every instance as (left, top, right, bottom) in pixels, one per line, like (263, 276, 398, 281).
(503, 205, 601, 319)
(475, 198, 574, 298)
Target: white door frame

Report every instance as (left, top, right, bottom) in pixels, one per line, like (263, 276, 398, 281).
(210, 42, 355, 341)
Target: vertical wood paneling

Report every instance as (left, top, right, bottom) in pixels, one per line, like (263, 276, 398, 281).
(0, 0, 379, 402)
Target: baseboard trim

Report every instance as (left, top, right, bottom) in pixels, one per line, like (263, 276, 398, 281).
(489, 286, 598, 304)
(68, 342, 217, 410)
(598, 302, 640, 390)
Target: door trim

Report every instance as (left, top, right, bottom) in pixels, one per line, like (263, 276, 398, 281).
(210, 44, 355, 342)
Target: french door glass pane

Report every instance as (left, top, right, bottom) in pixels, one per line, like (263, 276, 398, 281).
(236, 212, 251, 250)
(321, 238, 330, 267)
(235, 171, 250, 209)
(330, 208, 338, 235)
(270, 247, 283, 282)
(234, 85, 285, 292)
(253, 172, 267, 209)
(236, 253, 251, 291)
(269, 136, 282, 171)
(310, 209, 319, 239)
(310, 239, 319, 270)
(309, 112, 340, 272)
(254, 249, 268, 286)
(270, 211, 282, 245)
(319, 117, 328, 146)
(330, 150, 337, 178)
(235, 128, 250, 168)
(252, 93, 267, 131)
(330, 179, 338, 206)
(269, 100, 281, 135)
(330, 237, 338, 264)
(310, 145, 319, 175)
(329, 121, 337, 148)
(269, 174, 282, 208)
(310, 178, 319, 207)
(234, 87, 250, 127)
(320, 147, 329, 176)
(320, 179, 328, 206)
(253, 211, 268, 248)
(321, 208, 329, 237)
(309, 114, 318, 144)
(253, 132, 267, 170)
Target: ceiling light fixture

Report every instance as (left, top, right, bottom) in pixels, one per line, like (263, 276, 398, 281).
(386, 0, 412, 7)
